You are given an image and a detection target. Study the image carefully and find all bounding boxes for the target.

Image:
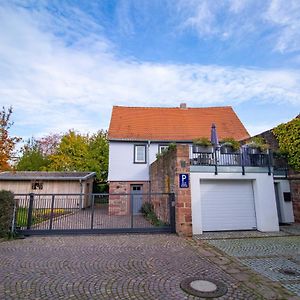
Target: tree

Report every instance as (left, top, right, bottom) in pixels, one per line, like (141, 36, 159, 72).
(38, 133, 61, 156)
(48, 130, 89, 171)
(86, 130, 109, 182)
(273, 116, 300, 171)
(47, 130, 109, 181)
(16, 138, 50, 171)
(0, 106, 20, 171)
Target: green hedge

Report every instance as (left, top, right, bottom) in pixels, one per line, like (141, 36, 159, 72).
(0, 190, 15, 237)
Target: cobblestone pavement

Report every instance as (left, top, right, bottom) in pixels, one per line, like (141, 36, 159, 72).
(31, 205, 153, 231)
(206, 235, 300, 298)
(0, 234, 270, 300)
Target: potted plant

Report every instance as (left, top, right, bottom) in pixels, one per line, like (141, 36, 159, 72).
(220, 137, 240, 154)
(192, 137, 213, 153)
(246, 137, 269, 154)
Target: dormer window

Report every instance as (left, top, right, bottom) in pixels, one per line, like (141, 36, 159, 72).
(134, 145, 146, 163)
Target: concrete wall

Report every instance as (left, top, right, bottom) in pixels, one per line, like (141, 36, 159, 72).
(190, 172, 279, 234)
(274, 179, 294, 223)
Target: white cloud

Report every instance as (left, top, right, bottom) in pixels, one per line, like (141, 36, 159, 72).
(177, 0, 300, 53)
(0, 1, 299, 139)
(264, 0, 300, 53)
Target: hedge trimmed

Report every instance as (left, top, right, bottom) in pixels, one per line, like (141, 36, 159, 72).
(0, 190, 15, 237)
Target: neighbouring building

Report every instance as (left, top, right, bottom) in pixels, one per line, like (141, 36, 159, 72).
(0, 171, 96, 209)
(248, 115, 299, 223)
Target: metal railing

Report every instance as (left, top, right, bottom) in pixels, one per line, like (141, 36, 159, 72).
(13, 192, 176, 235)
(190, 150, 272, 175)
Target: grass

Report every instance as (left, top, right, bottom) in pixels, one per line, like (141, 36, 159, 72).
(17, 207, 70, 227)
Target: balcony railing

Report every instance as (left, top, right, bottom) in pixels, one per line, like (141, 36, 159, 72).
(190, 149, 272, 175)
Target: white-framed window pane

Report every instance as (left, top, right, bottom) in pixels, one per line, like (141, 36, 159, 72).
(135, 145, 146, 163)
(159, 145, 168, 153)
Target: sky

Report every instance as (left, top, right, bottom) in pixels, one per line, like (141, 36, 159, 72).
(1, 0, 300, 142)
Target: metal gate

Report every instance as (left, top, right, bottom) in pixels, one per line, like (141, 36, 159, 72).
(13, 193, 175, 235)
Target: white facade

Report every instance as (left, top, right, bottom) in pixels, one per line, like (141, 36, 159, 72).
(191, 172, 279, 234)
(108, 141, 167, 181)
(274, 179, 294, 223)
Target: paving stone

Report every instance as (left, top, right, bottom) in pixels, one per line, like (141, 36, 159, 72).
(0, 234, 259, 300)
(203, 234, 300, 297)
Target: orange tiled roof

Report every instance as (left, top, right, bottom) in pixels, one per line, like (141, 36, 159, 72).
(108, 105, 250, 141)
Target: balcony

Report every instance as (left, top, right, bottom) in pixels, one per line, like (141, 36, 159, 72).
(190, 148, 272, 175)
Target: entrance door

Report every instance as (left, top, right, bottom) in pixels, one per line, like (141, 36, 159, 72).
(131, 185, 143, 215)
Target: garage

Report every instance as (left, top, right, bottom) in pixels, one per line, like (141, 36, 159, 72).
(200, 180, 257, 231)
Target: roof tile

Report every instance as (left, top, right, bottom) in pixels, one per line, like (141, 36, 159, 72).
(108, 106, 250, 141)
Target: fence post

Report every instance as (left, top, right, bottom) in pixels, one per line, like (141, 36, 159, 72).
(11, 199, 17, 235)
(169, 193, 176, 233)
(27, 193, 34, 230)
(90, 194, 95, 230)
(130, 194, 134, 228)
(241, 150, 245, 175)
(49, 194, 55, 230)
(214, 148, 218, 175)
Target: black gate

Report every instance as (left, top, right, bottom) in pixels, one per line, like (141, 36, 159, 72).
(13, 193, 175, 235)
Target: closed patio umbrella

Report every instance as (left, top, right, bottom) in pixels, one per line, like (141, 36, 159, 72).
(210, 123, 219, 147)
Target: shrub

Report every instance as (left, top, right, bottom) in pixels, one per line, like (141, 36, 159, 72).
(0, 190, 15, 237)
(193, 137, 212, 147)
(246, 136, 269, 152)
(220, 137, 240, 152)
(141, 202, 165, 227)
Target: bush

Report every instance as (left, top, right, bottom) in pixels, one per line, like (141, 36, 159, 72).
(141, 202, 166, 227)
(0, 190, 15, 237)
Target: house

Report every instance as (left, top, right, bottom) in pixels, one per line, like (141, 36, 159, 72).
(108, 104, 279, 235)
(247, 116, 299, 224)
(0, 171, 96, 209)
(108, 104, 250, 194)
(108, 104, 280, 235)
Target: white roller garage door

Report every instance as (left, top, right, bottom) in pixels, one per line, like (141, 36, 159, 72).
(201, 180, 256, 231)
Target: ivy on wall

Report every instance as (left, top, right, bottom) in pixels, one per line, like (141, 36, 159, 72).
(273, 116, 300, 171)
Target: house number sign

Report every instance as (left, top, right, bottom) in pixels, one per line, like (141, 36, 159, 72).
(179, 173, 189, 188)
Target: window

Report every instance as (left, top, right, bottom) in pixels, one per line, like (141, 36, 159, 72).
(158, 145, 169, 154)
(31, 180, 43, 190)
(134, 145, 146, 163)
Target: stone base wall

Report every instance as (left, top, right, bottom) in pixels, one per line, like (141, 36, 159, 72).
(108, 181, 149, 216)
(290, 178, 300, 222)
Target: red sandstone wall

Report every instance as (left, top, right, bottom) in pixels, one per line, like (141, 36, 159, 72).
(290, 178, 300, 222)
(150, 144, 192, 236)
(108, 181, 149, 215)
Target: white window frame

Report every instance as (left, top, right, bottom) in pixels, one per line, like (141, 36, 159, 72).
(158, 144, 169, 154)
(134, 144, 147, 164)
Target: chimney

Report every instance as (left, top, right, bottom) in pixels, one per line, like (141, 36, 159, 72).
(180, 103, 187, 109)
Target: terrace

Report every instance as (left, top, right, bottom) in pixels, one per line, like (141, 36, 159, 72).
(189, 145, 273, 175)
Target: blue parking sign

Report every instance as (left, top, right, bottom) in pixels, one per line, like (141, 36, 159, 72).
(179, 173, 189, 188)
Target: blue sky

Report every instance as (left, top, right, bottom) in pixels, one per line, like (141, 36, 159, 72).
(1, 0, 300, 141)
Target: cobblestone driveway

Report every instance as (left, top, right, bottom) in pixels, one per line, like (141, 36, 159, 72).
(206, 233, 300, 297)
(0, 234, 261, 300)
